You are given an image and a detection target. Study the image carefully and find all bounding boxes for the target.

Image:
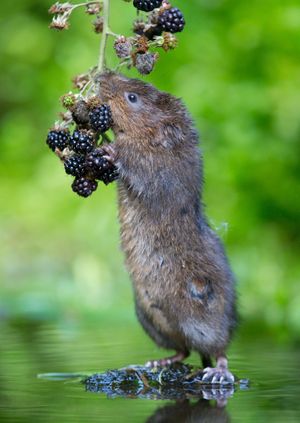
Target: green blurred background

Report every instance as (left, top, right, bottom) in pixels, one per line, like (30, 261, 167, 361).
(1, 0, 300, 345)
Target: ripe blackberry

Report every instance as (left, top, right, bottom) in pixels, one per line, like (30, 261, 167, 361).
(72, 177, 98, 198)
(46, 129, 70, 152)
(89, 104, 113, 133)
(133, 0, 162, 12)
(158, 7, 185, 33)
(101, 168, 119, 185)
(69, 129, 94, 154)
(64, 154, 86, 177)
(86, 149, 109, 177)
(86, 149, 119, 184)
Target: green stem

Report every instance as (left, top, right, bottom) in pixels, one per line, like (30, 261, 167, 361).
(72, 1, 100, 10)
(98, 0, 110, 72)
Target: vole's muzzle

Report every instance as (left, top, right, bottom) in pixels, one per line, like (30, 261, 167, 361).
(96, 71, 122, 102)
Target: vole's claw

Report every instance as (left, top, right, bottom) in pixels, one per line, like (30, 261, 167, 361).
(201, 385, 234, 407)
(202, 366, 235, 385)
(145, 351, 189, 368)
(101, 143, 117, 164)
(202, 356, 234, 385)
(212, 375, 219, 384)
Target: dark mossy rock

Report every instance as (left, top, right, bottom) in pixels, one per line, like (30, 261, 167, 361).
(84, 363, 249, 400)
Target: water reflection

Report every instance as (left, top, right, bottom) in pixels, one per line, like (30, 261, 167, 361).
(1, 321, 300, 423)
(146, 399, 230, 423)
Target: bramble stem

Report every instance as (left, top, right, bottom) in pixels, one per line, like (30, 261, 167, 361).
(98, 0, 110, 72)
(72, 1, 100, 10)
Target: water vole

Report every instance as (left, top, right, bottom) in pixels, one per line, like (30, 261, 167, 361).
(98, 71, 237, 382)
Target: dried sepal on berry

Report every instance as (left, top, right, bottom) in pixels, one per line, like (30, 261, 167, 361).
(138, 12, 163, 40)
(134, 35, 149, 54)
(85, 3, 102, 15)
(49, 2, 73, 15)
(72, 73, 90, 90)
(59, 110, 73, 123)
(135, 52, 158, 75)
(49, 14, 70, 30)
(160, 0, 172, 11)
(86, 96, 102, 110)
(133, 19, 146, 36)
(54, 145, 73, 161)
(114, 36, 132, 59)
(93, 16, 104, 34)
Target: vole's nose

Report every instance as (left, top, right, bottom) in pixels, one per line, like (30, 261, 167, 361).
(96, 71, 119, 100)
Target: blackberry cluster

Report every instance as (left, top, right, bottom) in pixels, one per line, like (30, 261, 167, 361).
(133, 0, 162, 12)
(86, 149, 119, 185)
(46, 130, 70, 152)
(108, 2, 186, 74)
(46, 100, 118, 198)
(89, 105, 113, 133)
(158, 7, 185, 33)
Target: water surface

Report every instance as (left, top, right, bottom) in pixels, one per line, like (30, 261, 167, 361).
(0, 321, 299, 422)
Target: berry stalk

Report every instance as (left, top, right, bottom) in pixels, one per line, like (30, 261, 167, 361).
(47, 0, 186, 197)
(98, 0, 110, 72)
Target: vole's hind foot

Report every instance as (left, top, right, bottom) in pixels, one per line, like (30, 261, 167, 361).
(101, 143, 117, 164)
(145, 350, 190, 368)
(202, 356, 234, 385)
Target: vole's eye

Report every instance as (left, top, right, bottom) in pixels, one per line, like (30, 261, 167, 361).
(128, 93, 138, 103)
(125, 92, 141, 108)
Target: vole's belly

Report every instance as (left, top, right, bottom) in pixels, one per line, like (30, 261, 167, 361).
(123, 230, 221, 352)
(125, 229, 180, 334)
(118, 193, 231, 353)
(119, 201, 191, 348)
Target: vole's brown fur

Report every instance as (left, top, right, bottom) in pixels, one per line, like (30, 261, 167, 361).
(99, 72, 237, 381)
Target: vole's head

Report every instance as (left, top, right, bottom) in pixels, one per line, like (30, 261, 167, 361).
(97, 71, 190, 147)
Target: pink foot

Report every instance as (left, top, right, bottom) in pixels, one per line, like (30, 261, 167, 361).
(202, 385, 235, 407)
(202, 356, 235, 385)
(145, 351, 190, 368)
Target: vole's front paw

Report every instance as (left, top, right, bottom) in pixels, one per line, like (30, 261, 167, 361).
(100, 143, 117, 165)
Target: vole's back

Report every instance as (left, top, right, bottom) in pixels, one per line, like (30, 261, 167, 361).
(116, 124, 236, 358)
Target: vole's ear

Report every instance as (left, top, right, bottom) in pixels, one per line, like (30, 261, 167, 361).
(155, 119, 185, 149)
